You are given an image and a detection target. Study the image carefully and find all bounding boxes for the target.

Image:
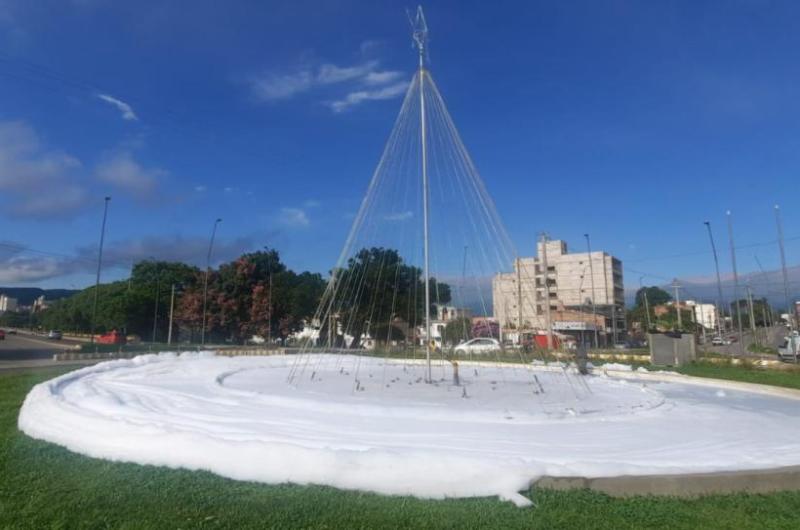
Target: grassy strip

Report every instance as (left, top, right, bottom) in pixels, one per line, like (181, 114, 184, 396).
(3, 367, 800, 528)
(673, 361, 800, 390)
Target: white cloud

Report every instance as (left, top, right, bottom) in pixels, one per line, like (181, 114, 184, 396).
(304, 199, 321, 208)
(248, 54, 407, 112)
(249, 71, 313, 101)
(383, 210, 414, 222)
(0, 234, 258, 284)
(96, 93, 138, 121)
(0, 256, 63, 283)
(194, 185, 207, 192)
(279, 207, 310, 227)
(317, 61, 378, 84)
(94, 150, 164, 196)
(363, 70, 403, 85)
(329, 81, 409, 113)
(0, 120, 87, 218)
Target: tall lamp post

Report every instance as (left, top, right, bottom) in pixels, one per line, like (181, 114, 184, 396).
(167, 283, 181, 346)
(90, 196, 111, 346)
(584, 233, 599, 348)
(704, 221, 725, 338)
(201, 218, 222, 345)
(639, 276, 652, 332)
(151, 259, 161, 343)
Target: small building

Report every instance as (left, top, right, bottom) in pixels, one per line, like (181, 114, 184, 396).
(687, 301, 717, 330)
(492, 238, 625, 345)
(0, 295, 18, 313)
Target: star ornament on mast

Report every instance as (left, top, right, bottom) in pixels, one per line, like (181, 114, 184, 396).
(410, 6, 429, 69)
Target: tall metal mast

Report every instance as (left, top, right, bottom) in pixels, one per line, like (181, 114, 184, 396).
(412, 6, 432, 382)
(727, 211, 744, 351)
(775, 205, 793, 329)
(704, 221, 725, 338)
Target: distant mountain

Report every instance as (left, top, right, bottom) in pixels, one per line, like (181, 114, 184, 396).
(0, 287, 79, 306)
(624, 264, 800, 310)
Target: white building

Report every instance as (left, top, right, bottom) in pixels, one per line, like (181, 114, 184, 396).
(0, 295, 18, 313)
(687, 301, 717, 330)
(492, 238, 625, 343)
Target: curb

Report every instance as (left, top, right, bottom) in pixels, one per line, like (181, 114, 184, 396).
(536, 465, 800, 498)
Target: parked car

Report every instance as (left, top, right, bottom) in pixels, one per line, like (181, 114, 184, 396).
(710, 336, 729, 346)
(47, 330, 63, 340)
(778, 332, 799, 362)
(96, 330, 126, 345)
(453, 338, 501, 356)
(8, 329, 17, 334)
(0, 329, 5, 340)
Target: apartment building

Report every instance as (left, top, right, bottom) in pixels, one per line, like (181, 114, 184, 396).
(492, 238, 625, 344)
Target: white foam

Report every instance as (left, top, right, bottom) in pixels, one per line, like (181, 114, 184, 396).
(18, 353, 800, 506)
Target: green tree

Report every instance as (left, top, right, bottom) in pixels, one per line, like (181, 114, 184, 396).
(176, 248, 325, 344)
(331, 247, 451, 348)
(443, 317, 471, 346)
(634, 286, 671, 308)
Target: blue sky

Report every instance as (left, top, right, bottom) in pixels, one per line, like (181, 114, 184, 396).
(0, 0, 798, 301)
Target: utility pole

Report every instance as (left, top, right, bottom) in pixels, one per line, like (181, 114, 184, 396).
(268, 272, 273, 346)
(541, 233, 554, 350)
(639, 276, 652, 332)
(746, 284, 757, 346)
(516, 256, 523, 343)
(726, 211, 744, 352)
(461, 245, 469, 342)
(584, 234, 598, 348)
(775, 205, 793, 330)
(201, 218, 222, 345)
(152, 262, 161, 343)
(672, 279, 682, 329)
(698, 301, 707, 344)
(412, 6, 432, 382)
(167, 283, 176, 345)
(754, 254, 774, 331)
(90, 196, 111, 346)
(704, 221, 725, 338)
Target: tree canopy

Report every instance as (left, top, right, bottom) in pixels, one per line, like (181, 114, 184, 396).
(634, 286, 671, 308)
(327, 247, 451, 347)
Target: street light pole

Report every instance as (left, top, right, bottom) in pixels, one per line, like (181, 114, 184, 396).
(151, 261, 161, 343)
(90, 196, 111, 346)
(726, 211, 744, 352)
(639, 276, 652, 332)
(704, 221, 725, 338)
(584, 234, 598, 348)
(201, 218, 222, 345)
(167, 283, 178, 346)
(775, 205, 793, 330)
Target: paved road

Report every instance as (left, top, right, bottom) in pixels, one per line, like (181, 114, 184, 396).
(702, 326, 789, 357)
(0, 332, 84, 371)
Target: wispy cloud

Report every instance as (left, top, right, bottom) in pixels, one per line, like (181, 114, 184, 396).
(194, 185, 207, 192)
(279, 207, 310, 227)
(96, 93, 138, 121)
(94, 150, 165, 197)
(0, 120, 87, 218)
(304, 199, 321, 208)
(383, 210, 414, 222)
(248, 54, 405, 112)
(329, 81, 409, 113)
(0, 234, 257, 284)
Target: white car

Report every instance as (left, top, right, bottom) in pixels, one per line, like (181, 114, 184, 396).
(778, 332, 799, 362)
(453, 338, 501, 356)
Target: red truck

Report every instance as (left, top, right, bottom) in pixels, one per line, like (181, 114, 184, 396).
(96, 330, 126, 345)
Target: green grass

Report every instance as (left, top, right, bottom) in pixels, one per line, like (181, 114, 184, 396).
(3, 368, 800, 528)
(673, 361, 800, 390)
